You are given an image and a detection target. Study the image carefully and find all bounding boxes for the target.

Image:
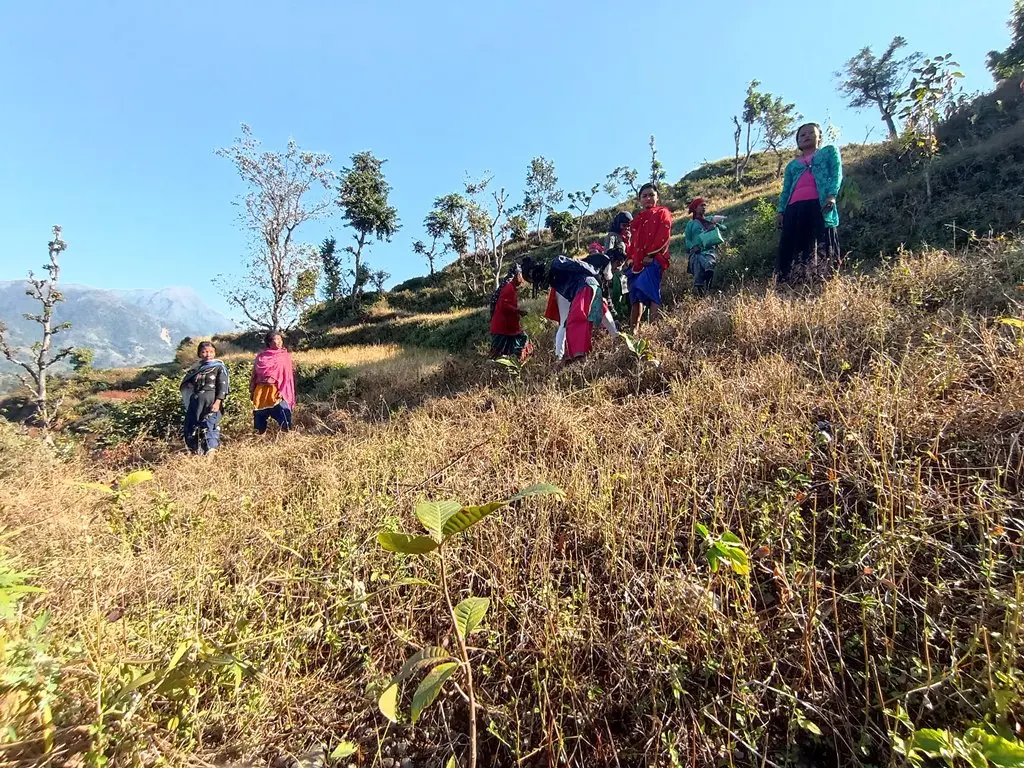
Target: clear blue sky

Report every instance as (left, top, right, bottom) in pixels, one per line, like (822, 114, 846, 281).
(0, 0, 1011, 319)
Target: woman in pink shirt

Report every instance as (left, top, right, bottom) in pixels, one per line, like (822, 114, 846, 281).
(775, 122, 843, 284)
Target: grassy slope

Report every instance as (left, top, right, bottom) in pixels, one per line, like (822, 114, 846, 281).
(4, 83, 1024, 767)
(4, 240, 1024, 766)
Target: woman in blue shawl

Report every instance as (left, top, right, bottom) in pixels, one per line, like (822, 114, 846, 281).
(179, 341, 229, 455)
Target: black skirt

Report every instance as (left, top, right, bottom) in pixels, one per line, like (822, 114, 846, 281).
(775, 200, 840, 284)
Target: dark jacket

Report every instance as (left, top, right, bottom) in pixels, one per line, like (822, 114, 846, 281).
(182, 361, 229, 402)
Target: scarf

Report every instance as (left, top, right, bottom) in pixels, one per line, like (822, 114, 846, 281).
(628, 205, 673, 273)
(608, 210, 633, 235)
(182, 358, 227, 389)
(253, 348, 295, 408)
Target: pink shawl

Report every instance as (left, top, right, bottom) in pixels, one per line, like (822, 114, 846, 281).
(252, 347, 296, 408)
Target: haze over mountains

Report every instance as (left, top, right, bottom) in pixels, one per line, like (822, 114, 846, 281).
(0, 282, 233, 371)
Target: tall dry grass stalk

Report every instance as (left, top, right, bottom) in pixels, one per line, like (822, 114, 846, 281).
(2, 243, 1024, 767)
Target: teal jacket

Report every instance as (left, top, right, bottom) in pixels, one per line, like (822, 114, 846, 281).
(777, 144, 843, 228)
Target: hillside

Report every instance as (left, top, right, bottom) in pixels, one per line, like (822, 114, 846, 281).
(5, 71, 1024, 768)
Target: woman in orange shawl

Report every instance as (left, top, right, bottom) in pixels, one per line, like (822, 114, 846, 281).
(627, 183, 673, 332)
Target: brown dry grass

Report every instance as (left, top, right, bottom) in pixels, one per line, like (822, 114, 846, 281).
(3, 244, 1024, 767)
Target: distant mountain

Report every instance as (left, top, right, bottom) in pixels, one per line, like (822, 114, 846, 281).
(0, 281, 234, 374)
(113, 287, 233, 339)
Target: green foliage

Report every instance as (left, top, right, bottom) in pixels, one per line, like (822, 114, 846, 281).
(544, 211, 574, 243)
(695, 523, 750, 575)
(759, 95, 802, 176)
(836, 35, 921, 138)
(988, 1, 1024, 80)
(522, 156, 563, 243)
(98, 360, 252, 447)
(376, 483, 563, 766)
(69, 347, 95, 373)
(319, 237, 343, 301)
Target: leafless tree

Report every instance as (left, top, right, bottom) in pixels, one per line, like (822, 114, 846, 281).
(0, 226, 73, 429)
(215, 124, 334, 331)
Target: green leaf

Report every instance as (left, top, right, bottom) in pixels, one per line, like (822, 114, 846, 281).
(329, 741, 359, 762)
(415, 500, 463, 541)
(76, 481, 114, 495)
(378, 682, 400, 722)
(394, 646, 453, 684)
(454, 597, 489, 639)
(998, 317, 1024, 329)
(378, 532, 439, 554)
(445, 756, 457, 768)
(695, 522, 709, 539)
(507, 483, 565, 504)
(167, 640, 192, 672)
(113, 670, 157, 700)
(911, 728, 954, 758)
(441, 484, 564, 538)
(720, 530, 742, 545)
(966, 726, 1024, 766)
(119, 469, 154, 489)
(410, 662, 459, 724)
(722, 546, 750, 576)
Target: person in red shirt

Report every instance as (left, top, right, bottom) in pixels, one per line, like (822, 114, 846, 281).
(627, 183, 673, 332)
(488, 263, 533, 362)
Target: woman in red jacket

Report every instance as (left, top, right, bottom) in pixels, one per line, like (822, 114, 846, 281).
(489, 263, 533, 362)
(627, 183, 673, 332)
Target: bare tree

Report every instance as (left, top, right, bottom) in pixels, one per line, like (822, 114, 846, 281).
(412, 235, 444, 276)
(215, 124, 334, 331)
(466, 176, 517, 288)
(0, 226, 73, 429)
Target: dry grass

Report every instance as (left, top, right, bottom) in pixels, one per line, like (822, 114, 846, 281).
(3, 244, 1024, 767)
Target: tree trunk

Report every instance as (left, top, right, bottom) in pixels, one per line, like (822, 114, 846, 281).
(875, 98, 899, 140)
(732, 117, 742, 187)
(535, 208, 545, 244)
(351, 232, 367, 311)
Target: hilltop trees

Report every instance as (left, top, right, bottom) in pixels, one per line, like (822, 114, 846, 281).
(567, 183, 601, 252)
(648, 135, 667, 192)
(837, 36, 921, 140)
(336, 151, 400, 309)
(319, 237, 344, 301)
(760, 96, 801, 177)
(988, 1, 1024, 80)
(732, 80, 767, 186)
(522, 157, 563, 244)
(604, 166, 640, 199)
(0, 226, 73, 429)
(216, 124, 334, 331)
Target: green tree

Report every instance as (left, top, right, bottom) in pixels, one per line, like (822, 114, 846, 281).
(544, 211, 574, 246)
(759, 95, 802, 177)
(604, 166, 640, 199)
(69, 347, 94, 374)
(899, 54, 964, 202)
(369, 268, 391, 293)
(215, 124, 333, 332)
(732, 81, 768, 186)
(509, 214, 528, 242)
(424, 193, 479, 291)
(466, 175, 517, 288)
(292, 266, 319, 312)
(412, 235, 443, 276)
(0, 226, 72, 430)
(988, 1, 1024, 80)
(522, 156, 563, 244)
(336, 151, 400, 310)
(318, 237, 344, 301)
(836, 36, 921, 140)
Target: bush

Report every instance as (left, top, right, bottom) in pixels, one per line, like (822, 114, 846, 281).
(716, 197, 778, 286)
(98, 360, 253, 446)
(544, 211, 574, 242)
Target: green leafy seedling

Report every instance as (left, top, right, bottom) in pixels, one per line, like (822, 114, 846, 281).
(378, 483, 564, 768)
(695, 523, 750, 576)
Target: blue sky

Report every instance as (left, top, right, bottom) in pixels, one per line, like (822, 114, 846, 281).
(0, 0, 1011, 319)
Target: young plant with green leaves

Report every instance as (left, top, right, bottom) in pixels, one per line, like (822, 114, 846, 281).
(377, 483, 565, 768)
(898, 54, 964, 201)
(695, 523, 750, 575)
(619, 332, 660, 394)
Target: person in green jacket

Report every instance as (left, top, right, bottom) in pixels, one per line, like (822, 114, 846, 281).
(775, 122, 843, 284)
(684, 198, 726, 296)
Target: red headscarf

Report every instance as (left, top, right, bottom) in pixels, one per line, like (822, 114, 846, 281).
(688, 198, 705, 214)
(627, 205, 673, 272)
